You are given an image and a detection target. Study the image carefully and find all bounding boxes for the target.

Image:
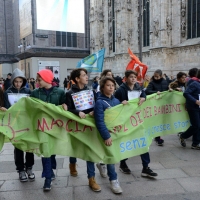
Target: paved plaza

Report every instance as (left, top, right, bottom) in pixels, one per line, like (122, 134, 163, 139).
(0, 134, 200, 200)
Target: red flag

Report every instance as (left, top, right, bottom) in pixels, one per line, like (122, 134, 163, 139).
(126, 48, 148, 84)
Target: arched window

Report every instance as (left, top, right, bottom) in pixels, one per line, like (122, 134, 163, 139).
(187, 0, 200, 39)
(143, 0, 150, 47)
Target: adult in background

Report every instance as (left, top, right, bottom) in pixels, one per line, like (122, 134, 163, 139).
(92, 76, 99, 92)
(169, 72, 187, 92)
(63, 78, 68, 89)
(30, 78, 35, 90)
(4, 73, 12, 90)
(179, 69, 200, 150)
(145, 69, 169, 146)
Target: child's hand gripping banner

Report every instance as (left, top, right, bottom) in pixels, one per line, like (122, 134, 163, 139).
(0, 92, 189, 164)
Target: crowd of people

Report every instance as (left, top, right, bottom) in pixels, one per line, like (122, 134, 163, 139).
(0, 66, 199, 194)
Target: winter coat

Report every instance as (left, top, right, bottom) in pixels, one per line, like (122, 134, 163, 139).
(94, 94, 121, 140)
(183, 80, 200, 111)
(169, 80, 186, 91)
(65, 84, 95, 115)
(145, 78, 169, 95)
(31, 87, 65, 105)
(4, 68, 31, 109)
(114, 82, 146, 102)
(4, 78, 11, 91)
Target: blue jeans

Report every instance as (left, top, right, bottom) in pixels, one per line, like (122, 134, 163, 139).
(121, 152, 150, 168)
(70, 158, 117, 180)
(182, 110, 200, 145)
(42, 155, 56, 179)
(141, 152, 150, 168)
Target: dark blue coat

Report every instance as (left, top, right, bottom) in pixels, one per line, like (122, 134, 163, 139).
(94, 94, 120, 140)
(183, 80, 200, 111)
(114, 82, 146, 102)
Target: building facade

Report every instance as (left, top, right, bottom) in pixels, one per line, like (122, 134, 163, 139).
(89, 0, 200, 77)
(0, 0, 90, 84)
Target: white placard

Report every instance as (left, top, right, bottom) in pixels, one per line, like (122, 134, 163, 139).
(128, 91, 141, 101)
(72, 90, 95, 111)
(8, 93, 30, 106)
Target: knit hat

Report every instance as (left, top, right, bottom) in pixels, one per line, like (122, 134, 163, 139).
(37, 69, 53, 84)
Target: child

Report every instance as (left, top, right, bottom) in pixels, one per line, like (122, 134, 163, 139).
(65, 68, 101, 192)
(94, 76, 123, 194)
(169, 72, 187, 92)
(31, 69, 67, 191)
(114, 70, 157, 178)
(179, 69, 200, 149)
(145, 69, 169, 146)
(4, 68, 35, 182)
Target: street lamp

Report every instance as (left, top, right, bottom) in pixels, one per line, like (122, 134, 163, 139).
(18, 38, 31, 77)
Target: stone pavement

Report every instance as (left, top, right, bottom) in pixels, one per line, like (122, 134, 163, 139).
(0, 135, 200, 200)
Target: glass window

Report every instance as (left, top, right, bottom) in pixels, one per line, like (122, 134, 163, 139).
(143, 0, 150, 47)
(187, 0, 200, 39)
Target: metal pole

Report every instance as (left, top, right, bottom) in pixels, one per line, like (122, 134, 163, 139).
(139, 0, 143, 61)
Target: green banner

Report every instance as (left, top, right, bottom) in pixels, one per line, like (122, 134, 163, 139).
(0, 91, 189, 164)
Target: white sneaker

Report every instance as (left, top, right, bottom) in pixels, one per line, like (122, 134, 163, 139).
(96, 163, 107, 178)
(110, 179, 123, 194)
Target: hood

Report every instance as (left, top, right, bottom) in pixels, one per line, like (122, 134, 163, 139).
(11, 68, 27, 88)
(97, 94, 115, 101)
(152, 77, 164, 83)
(71, 84, 88, 93)
(120, 82, 142, 91)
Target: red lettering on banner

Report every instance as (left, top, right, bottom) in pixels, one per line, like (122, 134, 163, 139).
(50, 119, 64, 129)
(124, 124, 129, 132)
(66, 119, 73, 132)
(130, 115, 138, 127)
(82, 125, 93, 132)
(74, 121, 82, 132)
(38, 118, 49, 132)
(136, 111, 143, 123)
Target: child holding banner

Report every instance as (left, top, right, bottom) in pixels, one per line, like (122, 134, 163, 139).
(4, 68, 35, 182)
(94, 76, 123, 194)
(145, 69, 169, 146)
(114, 70, 158, 178)
(179, 69, 200, 149)
(65, 68, 101, 192)
(31, 69, 67, 191)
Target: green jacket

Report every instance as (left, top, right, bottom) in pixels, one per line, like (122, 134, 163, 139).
(31, 87, 65, 105)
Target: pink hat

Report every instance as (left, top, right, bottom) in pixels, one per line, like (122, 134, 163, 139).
(37, 69, 53, 84)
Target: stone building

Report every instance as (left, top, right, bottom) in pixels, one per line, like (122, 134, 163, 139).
(0, 0, 90, 83)
(89, 0, 200, 77)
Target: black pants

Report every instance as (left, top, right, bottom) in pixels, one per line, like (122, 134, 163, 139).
(14, 148, 34, 171)
(181, 110, 200, 145)
(120, 152, 150, 168)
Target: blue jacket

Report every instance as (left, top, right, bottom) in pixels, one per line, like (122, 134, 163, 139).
(114, 82, 146, 102)
(94, 94, 121, 140)
(183, 80, 200, 111)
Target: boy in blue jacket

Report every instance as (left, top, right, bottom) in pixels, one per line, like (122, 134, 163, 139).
(179, 69, 200, 149)
(94, 76, 124, 194)
(114, 70, 157, 178)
